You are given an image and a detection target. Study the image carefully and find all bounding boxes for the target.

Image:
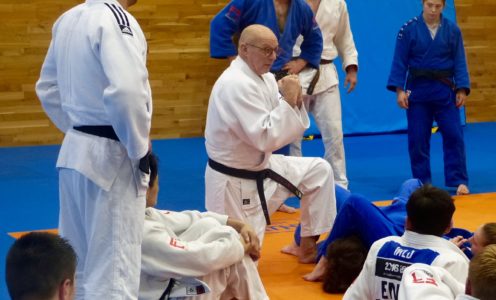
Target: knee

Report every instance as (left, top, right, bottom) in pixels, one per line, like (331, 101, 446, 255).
(315, 158, 333, 178)
(195, 218, 222, 231)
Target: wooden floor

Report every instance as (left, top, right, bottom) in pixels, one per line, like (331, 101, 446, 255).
(258, 193, 496, 299)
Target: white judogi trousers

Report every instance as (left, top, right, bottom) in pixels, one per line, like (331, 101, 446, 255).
(206, 154, 336, 244)
(290, 84, 348, 188)
(59, 162, 145, 300)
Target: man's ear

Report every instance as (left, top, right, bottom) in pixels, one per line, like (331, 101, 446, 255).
(59, 278, 74, 300)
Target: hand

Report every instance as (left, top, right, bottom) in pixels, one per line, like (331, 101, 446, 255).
(344, 66, 357, 93)
(450, 235, 468, 249)
(282, 58, 307, 75)
(278, 75, 302, 108)
(239, 224, 261, 261)
(396, 88, 409, 109)
(456, 89, 467, 108)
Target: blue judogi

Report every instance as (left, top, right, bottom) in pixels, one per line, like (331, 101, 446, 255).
(387, 13, 470, 187)
(294, 179, 422, 259)
(209, 0, 323, 71)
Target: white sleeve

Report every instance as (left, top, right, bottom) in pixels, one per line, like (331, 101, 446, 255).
(334, 0, 358, 70)
(398, 264, 465, 300)
(220, 78, 308, 153)
(36, 23, 72, 133)
(141, 214, 244, 279)
(147, 209, 229, 232)
(95, 12, 151, 160)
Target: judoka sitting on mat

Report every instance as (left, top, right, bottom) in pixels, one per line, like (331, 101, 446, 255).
(139, 153, 268, 300)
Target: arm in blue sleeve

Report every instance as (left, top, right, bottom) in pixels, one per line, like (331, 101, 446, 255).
(387, 27, 411, 92)
(452, 27, 470, 95)
(297, 8, 323, 69)
(209, 0, 245, 58)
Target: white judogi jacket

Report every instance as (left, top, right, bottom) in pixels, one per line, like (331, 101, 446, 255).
(205, 57, 309, 171)
(294, 0, 358, 94)
(139, 208, 245, 300)
(344, 231, 470, 300)
(36, 0, 152, 192)
(398, 263, 465, 300)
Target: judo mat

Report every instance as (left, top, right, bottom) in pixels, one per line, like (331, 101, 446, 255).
(0, 122, 495, 298)
(260, 193, 496, 299)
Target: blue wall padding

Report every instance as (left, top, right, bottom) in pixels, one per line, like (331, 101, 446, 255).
(304, 0, 465, 136)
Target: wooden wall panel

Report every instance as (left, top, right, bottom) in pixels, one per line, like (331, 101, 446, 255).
(455, 0, 496, 123)
(0, 0, 229, 146)
(0, 0, 493, 146)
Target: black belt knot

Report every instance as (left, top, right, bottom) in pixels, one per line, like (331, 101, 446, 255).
(208, 158, 303, 225)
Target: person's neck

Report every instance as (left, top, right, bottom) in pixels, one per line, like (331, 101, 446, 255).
(274, 0, 290, 6)
(423, 13, 441, 26)
(118, 0, 129, 9)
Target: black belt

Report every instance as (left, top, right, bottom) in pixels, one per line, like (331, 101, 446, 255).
(320, 59, 333, 65)
(408, 68, 455, 90)
(73, 125, 150, 174)
(208, 158, 303, 225)
(73, 125, 119, 141)
(272, 70, 289, 81)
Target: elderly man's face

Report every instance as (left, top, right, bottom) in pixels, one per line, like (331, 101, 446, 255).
(242, 36, 279, 76)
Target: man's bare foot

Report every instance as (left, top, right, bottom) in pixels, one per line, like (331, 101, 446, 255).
(456, 184, 469, 195)
(281, 242, 300, 257)
(303, 256, 328, 282)
(277, 203, 297, 214)
(299, 236, 318, 264)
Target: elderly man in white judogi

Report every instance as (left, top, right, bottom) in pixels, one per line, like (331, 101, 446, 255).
(204, 24, 336, 263)
(291, 0, 358, 189)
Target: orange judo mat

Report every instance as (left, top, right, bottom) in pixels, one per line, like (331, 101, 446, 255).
(8, 193, 496, 299)
(258, 193, 496, 300)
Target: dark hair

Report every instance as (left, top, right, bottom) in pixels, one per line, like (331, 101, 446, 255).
(406, 185, 455, 236)
(469, 244, 496, 300)
(481, 223, 496, 246)
(322, 235, 367, 294)
(149, 152, 158, 188)
(6, 232, 77, 300)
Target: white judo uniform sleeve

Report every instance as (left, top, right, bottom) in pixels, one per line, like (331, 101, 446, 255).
(140, 208, 268, 300)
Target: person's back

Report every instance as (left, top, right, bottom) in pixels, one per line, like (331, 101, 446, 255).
(6, 232, 77, 300)
(344, 185, 469, 300)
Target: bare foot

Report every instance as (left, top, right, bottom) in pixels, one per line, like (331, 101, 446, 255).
(299, 236, 318, 264)
(280, 242, 300, 257)
(456, 184, 469, 195)
(277, 203, 297, 214)
(303, 256, 328, 282)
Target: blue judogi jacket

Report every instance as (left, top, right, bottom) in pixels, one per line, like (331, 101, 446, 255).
(387, 13, 470, 102)
(209, 0, 323, 71)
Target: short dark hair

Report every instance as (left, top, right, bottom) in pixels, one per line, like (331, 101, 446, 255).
(149, 152, 158, 188)
(6, 232, 77, 300)
(322, 235, 367, 294)
(482, 223, 496, 246)
(406, 185, 455, 236)
(469, 244, 496, 300)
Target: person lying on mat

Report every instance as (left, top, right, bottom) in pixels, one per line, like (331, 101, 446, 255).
(281, 179, 422, 281)
(282, 180, 472, 290)
(343, 185, 470, 299)
(139, 153, 268, 300)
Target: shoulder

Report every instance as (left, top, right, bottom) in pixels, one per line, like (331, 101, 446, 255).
(397, 16, 420, 38)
